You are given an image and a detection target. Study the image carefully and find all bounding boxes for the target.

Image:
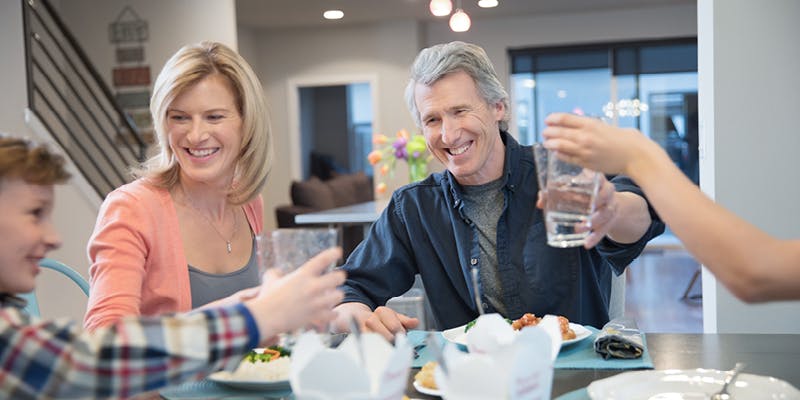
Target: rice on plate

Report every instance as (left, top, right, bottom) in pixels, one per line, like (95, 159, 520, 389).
(229, 356, 291, 381)
(216, 347, 291, 382)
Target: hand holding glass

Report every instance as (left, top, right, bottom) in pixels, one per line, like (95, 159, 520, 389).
(257, 228, 340, 343)
(535, 146, 601, 248)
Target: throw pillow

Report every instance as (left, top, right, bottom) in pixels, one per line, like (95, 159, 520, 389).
(291, 176, 336, 210)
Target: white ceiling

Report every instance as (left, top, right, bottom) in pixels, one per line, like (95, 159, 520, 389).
(236, 0, 694, 30)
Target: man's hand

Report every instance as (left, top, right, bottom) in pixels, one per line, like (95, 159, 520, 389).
(582, 176, 619, 248)
(536, 176, 622, 249)
(362, 306, 420, 342)
(332, 303, 419, 342)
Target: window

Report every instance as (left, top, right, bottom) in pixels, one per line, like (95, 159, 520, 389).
(510, 38, 698, 183)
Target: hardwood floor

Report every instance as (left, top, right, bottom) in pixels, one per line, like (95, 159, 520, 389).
(624, 249, 703, 333)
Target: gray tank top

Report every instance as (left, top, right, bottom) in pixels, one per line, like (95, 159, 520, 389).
(188, 237, 260, 308)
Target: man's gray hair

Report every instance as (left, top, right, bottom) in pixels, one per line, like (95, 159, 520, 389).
(404, 41, 510, 132)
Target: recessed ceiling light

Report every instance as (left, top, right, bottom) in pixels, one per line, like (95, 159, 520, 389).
(323, 10, 344, 20)
(478, 0, 498, 8)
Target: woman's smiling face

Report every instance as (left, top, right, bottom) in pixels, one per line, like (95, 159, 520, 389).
(166, 74, 243, 188)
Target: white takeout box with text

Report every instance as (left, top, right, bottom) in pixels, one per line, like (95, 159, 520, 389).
(435, 313, 563, 400)
(290, 331, 413, 400)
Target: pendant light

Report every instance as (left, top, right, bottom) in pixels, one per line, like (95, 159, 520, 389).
(449, 0, 471, 32)
(429, 0, 453, 17)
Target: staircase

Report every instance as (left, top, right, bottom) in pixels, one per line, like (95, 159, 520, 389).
(22, 0, 149, 198)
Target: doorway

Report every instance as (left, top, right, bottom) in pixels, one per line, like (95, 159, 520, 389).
(287, 75, 378, 181)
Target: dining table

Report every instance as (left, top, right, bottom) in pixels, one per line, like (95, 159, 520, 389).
(294, 199, 389, 235)
(157, 332, 800, 399)
(407, 332, 800, 399)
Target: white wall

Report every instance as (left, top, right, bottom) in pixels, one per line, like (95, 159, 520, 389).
(0, 0, 29, 137)
(698, 0, 800, 333)
(59, 0, 237, 90)
(248, 21, 422, 227)
(0, 0, 237, 322)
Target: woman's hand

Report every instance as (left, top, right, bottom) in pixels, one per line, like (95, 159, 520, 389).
(542, 113, 652, 176)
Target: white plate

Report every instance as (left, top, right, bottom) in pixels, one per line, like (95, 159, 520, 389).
(587, 369, 800, 400)
(413, 380, 442, 397)
(441, 322, 592, 348)
(207, 371, 292, 392)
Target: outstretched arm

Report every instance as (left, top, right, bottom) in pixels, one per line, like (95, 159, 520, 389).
(1, 248, 345, 398)
(542, 112, 800, 302)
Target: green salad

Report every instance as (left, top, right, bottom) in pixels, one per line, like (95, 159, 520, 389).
(244, 345, 291, 363)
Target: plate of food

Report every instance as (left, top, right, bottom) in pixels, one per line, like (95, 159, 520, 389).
(208, 346, 293, 391)
(441, 314, 592, 348)
(587, 369, 800, 399)
(413, 361, 442, 397)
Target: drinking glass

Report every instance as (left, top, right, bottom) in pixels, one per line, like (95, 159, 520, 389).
(256, 227, 340, 345)
(258, 227, 340, 274)
(543, 152, 601, 248)
(532, 143, 549, 193)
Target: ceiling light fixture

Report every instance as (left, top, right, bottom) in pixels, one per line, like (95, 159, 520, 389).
(477, 0, 498, 8)
(449, 3, 471, 32)
(323, 9, 344, 20)
(429, 0, 453, 17)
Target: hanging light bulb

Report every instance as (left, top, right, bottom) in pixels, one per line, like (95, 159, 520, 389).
(449, 8, 471, 32)
(429, 0, 453, 16)
(477, 0, 498, 7)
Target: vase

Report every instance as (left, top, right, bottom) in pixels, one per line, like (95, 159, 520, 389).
(408, 160, 428, 183)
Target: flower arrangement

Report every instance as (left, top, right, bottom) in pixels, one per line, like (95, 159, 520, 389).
(368, 129, 432, 195)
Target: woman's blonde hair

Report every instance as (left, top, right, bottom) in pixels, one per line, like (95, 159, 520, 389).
(136, 41, 272, 205)
(0, 134, 70, 188)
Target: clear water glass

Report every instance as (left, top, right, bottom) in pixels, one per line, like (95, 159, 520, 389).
(256, 227, 340, 346)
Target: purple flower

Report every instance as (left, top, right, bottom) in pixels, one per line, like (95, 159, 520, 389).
(392, 138, 407, 150)
(395, 148, 408, 160)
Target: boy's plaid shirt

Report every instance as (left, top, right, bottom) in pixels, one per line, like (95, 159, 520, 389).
(0, 300, 258, 399)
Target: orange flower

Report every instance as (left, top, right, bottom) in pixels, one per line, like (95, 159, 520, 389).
(372, 133, 389, 145)
(367, 150, 382, 165)
(379, 164, 389, 176)
(375, 182, 388, 195)
(396, 129, 410, 140)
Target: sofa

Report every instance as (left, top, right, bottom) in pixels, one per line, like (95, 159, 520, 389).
(274, 172, 374, 258)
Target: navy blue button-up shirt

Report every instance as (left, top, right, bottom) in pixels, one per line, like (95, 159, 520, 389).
(341, 132, 664, 329)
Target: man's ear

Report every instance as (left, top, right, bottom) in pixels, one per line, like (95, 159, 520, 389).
(493, 101, 506, 123)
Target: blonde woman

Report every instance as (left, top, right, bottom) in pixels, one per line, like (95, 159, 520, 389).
(85, 41, 272, 330)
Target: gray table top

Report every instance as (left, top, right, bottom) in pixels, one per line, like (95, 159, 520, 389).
(406, 333, 800, 398)
(294, 199, 389, 225)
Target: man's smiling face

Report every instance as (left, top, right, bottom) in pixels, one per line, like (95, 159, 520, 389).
(415, 71, 506, 186)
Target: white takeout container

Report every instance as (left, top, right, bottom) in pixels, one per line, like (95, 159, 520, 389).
(290, 331, 413, 400)
(435, 313, 562, 400)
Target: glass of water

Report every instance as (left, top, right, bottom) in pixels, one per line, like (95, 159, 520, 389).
(257, 228, 339, 274)
(256, 227, 340, 345)
(543, 153, 601, 248)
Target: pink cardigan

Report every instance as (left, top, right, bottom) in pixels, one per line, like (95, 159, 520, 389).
(83, 179, 263, 331)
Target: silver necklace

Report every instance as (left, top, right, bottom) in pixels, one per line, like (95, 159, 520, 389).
(182, 190, 239, 254)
